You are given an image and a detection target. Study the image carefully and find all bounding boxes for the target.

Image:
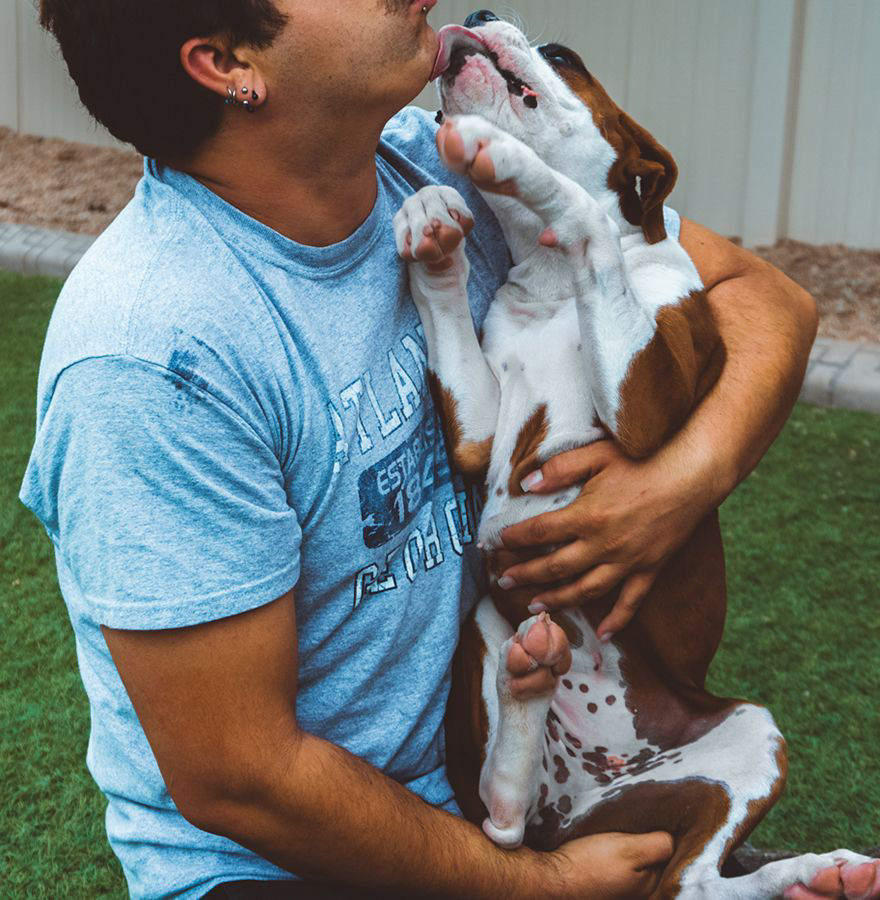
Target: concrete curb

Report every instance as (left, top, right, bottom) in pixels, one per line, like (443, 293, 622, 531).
(0, 222, 96, 279)
(804, 338, 880, 415)
(1, 222, 878, 414)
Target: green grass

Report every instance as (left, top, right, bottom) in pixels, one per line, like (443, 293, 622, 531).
(1, 270, 877, 894)
(711, 403, 880, 852)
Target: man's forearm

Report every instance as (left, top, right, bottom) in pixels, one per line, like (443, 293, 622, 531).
(671, 220, 818, 504)
(194, 728, 547, 898)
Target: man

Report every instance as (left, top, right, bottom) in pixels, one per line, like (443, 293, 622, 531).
(21, 1, 816, 898)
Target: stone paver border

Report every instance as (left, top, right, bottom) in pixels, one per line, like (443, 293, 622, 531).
(804, 338, 880, 415)
(1, 223, 878, 414)
(0, 222, 96, 279)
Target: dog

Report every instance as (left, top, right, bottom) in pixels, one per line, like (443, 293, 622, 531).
(393, 11, 880, 899)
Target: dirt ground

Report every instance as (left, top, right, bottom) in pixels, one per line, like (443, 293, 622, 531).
(1, 126, 878, 342)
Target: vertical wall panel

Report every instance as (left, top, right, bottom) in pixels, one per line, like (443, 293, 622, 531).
(788, 0, 880, 248)
(0, 0, 18, 129)
(741, 0, 798, 247)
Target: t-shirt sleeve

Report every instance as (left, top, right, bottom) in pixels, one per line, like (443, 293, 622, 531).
(20, 354, 301, 630)
(664, 206, 681, 242)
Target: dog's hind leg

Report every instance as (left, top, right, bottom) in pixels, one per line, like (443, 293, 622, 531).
(679, 853, 880, 900)
(477, 607, 569, 848)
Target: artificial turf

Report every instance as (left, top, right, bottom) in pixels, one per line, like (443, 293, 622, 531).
(1, 269, 878, 894)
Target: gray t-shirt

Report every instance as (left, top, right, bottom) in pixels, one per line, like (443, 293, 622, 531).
(19, 106, 511, 899)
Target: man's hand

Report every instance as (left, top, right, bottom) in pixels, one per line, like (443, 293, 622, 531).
(497, 438, 716, 640)
(496, 219, 817, 640)
(551, 831, 676, 899)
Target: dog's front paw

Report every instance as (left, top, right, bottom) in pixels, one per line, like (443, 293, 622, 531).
(436, 114, 530, 196)
(393, 185, 474, 274)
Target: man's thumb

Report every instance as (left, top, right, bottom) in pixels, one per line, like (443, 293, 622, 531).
(627, 831, 675, 868)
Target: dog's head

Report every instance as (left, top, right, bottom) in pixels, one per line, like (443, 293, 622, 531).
(434, 12, 677, 243)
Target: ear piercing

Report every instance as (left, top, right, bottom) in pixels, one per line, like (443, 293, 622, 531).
(226, 84, 259, 112)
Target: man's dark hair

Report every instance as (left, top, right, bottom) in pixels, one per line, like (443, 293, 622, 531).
(39, 1, 288, 160)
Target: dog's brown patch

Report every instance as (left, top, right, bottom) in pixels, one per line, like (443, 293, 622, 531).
(507, 404, 549, 496)
(425, 370, 493, 477)
(615, 289, 726, 458)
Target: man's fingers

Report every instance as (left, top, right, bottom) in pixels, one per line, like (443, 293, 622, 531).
(498, 541, 599, 589)
(596, 571, 657, 641)
(519, 440, 619, 494)
(500, 509, 576, 549)
(527, 564, 622, 611)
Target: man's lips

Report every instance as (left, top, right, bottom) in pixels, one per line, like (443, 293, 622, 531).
(430, 25, 486, 81)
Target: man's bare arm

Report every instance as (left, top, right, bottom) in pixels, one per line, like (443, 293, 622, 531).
(496, 219, 818, 635)
(102, 591, 672, 898)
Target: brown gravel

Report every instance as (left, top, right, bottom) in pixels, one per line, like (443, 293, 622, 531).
(752, 239, 880, 343)
(0, 127, 142, 235)
(1, 127, 877, 342)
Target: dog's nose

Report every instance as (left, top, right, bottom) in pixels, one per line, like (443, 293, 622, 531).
(464, 10, 499, 28)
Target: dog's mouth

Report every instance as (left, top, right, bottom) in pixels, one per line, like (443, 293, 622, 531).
(431, 25, 538, 107)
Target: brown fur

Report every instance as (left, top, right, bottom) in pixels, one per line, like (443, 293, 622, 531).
(617, 291, 727, 458)
(425, 370, 493, 477)
(553, 63, 678, 245)
(507, 404, 549, 496)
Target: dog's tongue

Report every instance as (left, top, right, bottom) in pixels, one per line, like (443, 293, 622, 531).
(430, 25, 485, 81)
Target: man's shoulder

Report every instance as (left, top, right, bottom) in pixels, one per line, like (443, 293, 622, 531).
(38, 190, 271, 418)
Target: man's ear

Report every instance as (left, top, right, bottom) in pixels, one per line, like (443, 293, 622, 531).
(179, 37, 267, 105)
(612, 112, 678, 244)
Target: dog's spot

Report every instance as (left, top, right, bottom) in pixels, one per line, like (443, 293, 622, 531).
(558, 795, 572, 814)
(587, 702, 598, 714)
(605, 695, 617, 706)
(553, 754, 570, 784)
(562, 679, 572, 690)
(578, 683, 589, 693)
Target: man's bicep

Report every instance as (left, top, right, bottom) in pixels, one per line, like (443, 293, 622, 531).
(23, 355, 301, 629)
(679, 216, 817, 337)
(678, 216, 759, 291)
(102, 588, 300, 824)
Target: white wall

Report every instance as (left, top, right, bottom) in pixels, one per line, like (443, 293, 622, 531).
(786, 0, 880, 247)
(2, 0, 880, 247)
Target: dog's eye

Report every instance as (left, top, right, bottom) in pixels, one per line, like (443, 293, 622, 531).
(539, 43, 591, 78)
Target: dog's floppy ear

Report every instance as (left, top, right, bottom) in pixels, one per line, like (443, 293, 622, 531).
(611, 112, 678, 244)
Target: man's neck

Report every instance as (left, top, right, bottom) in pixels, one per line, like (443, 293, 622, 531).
(170, 113, 388, 247)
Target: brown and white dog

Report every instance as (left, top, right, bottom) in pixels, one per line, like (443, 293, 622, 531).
(393, 12, 880, 899)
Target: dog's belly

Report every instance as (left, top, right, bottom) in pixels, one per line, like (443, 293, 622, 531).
(477, 299, 605, 548)
(525, 609, 782, 853)
(465, 599, 784, 865)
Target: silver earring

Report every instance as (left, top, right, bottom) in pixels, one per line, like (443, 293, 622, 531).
(225, 85, 236, 106)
